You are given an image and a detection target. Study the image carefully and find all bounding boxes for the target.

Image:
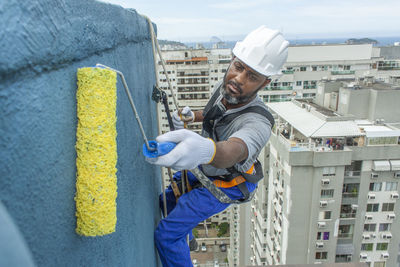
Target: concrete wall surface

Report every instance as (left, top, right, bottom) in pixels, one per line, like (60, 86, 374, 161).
(0, 0, 161, 266)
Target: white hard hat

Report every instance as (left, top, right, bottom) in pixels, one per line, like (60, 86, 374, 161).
(232, 25, 289, 77)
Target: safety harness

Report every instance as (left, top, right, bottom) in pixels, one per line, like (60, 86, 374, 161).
(198, 87, 275, 203)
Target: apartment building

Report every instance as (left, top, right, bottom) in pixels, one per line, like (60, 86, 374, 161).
(259, 43, 400, 103)
(249, 80, 400, 267)
(156, 44, 400, 265)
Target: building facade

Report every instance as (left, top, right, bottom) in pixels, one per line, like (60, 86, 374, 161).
(155, 44, 400, 266)
(251, 80, 400, 267)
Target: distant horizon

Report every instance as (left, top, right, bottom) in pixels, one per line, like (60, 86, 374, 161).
(160, 35, 400, 46)
(160, 34, 400, 43)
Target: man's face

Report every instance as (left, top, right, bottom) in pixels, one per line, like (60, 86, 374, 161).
(222, 57, 270, 106)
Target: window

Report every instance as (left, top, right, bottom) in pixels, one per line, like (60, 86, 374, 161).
(366, 204, 379, 212)
(315, 252, 327, 259)
(322, 167, 335, 176)
(300, 66, 307, 71)
(361, 243, 373, 251)
(374, 262, 385, 267)
(312, 66, 317, 71)
(317, 231, 330, 240)
(364, 224, 376, 232)
(379, 223, 391, 231)
(376, 243, 388, 250)
(321, 189, 334, 198)
(342, 183, 359, 198)
(296, 81, 302, 86)
(382, 203, 395, 212)
(319, 211, 332, 220)
(385, 182, 398, 191)
(369, 182, 382, 191)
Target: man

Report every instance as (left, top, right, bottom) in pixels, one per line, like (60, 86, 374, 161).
(147, 25, 289, 267)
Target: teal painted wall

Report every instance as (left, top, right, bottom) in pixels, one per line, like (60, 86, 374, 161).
(0, 0, 161, 266)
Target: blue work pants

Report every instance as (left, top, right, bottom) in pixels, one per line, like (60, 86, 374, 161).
(154, 171, 256, 267)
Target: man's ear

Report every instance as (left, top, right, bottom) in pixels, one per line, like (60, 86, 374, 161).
(261, 78, 272, 88)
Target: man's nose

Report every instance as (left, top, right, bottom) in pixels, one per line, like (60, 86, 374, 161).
(235, 70, 247, 85)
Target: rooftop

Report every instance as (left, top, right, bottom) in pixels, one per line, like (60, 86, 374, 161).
(267, 101, 363, 138)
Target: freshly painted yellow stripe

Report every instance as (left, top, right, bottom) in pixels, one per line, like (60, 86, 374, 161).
(75, 67, 118, 236)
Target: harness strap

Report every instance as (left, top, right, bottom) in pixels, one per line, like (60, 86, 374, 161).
(213, 176, 246, 188)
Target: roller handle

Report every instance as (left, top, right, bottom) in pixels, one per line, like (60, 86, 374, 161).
(143, 141, 177, 158)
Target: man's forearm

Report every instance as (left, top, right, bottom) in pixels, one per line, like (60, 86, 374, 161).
(210, 137, 248, 169)
(193, 110, 204, 122)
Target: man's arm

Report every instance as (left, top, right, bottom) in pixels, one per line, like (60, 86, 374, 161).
(193, 110, 204, 122)
(210, 137, 248, 169)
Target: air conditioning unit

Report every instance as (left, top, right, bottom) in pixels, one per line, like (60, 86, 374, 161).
(360, 253, 368, 260)
(394, 172, 400, 178)
(316, 242, 324, 249)
(319, 201, 328, 208)
(318, 222, 326, 228)
(382, 233, 393, 239)
(273, 180, 278, 185)
(391, 193, 399, 199)
(381, 252, 389, 259)
(368, 193, 376, 200)
(387, 214, 396, 220)
(362, 234, 371, 240)
(371, 233, 377, 238)
(321, 179, 330, 185)
(365, 214, 373, 220)
(371, 173, 379, 179)
(347, 255, 353, 261)
(351, 204, 358, 210)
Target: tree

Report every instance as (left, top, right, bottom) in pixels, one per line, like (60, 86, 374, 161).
(217, 222, 229, 237)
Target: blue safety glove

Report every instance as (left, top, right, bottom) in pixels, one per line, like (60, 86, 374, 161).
(172, 106, 194, 130)
(146, 129, 216, 170)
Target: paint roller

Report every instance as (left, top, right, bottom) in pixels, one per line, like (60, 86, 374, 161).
(75, 64, 175, 236)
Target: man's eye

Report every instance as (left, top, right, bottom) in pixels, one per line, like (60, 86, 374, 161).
(235, 64, 243, 70)
(249, 75, 258, 81)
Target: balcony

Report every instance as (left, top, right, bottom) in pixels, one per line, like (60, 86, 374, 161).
(331, 70, 355, 75)
(340, 212, 356, 219)
(344, 170, 361, 177)
(267, 86, 293, 91)
(338, 232, 353, 239)
(342, 192, 358, 198)
(282, 70, 294, 74)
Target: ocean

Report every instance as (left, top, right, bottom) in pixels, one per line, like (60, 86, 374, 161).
(184, 36, 400, 49)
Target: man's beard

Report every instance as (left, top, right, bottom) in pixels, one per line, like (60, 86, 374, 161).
(221, 80, 259, 105)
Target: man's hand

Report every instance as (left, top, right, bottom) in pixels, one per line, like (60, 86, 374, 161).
(146, 129, 215, 170)
(172, 106, 194, 130)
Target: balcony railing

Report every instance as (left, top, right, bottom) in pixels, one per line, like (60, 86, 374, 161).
(282, 70, 294, 74)
(267, 86, 293, 90)
(338, 233, 353, 239)
(331, 70, 355, 75)
(342, 192, 359, 198)
(344, 171, 361, 177)
(340, 213, 356, 219)
(303, 85, 316, 89)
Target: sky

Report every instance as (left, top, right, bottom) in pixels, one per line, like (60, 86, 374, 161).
(100, 0, 400, 42)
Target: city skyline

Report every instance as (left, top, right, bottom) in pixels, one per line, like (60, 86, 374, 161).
(100, 0, 400, 42)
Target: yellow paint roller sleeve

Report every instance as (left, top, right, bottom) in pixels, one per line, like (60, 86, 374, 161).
(75, 67, 118, 236)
